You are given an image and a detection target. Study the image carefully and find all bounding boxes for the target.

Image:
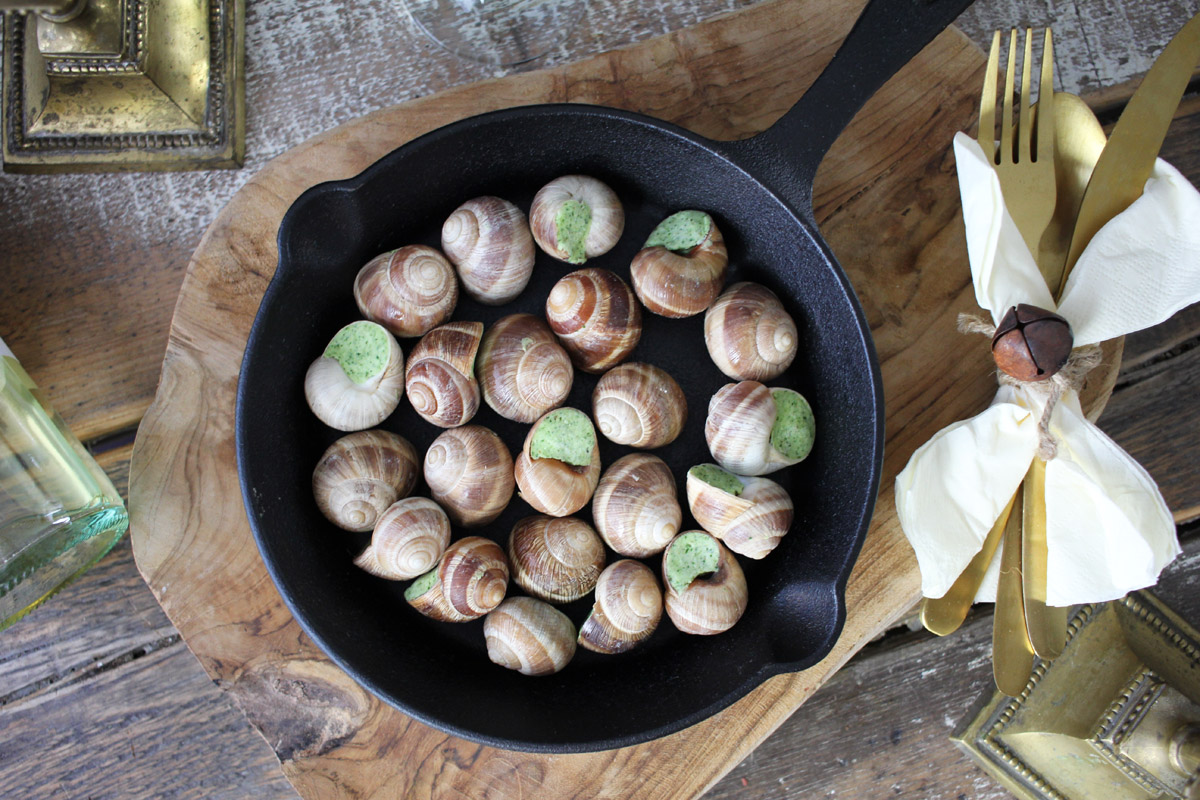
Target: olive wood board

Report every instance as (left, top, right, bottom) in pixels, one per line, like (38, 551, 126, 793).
(125, 0, 1083, 796)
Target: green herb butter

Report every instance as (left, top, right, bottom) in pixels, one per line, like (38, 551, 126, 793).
(555, 199, 593, 264)
(324, 320, 391, 384)
(769, 388, 815, 461)
(404, 567, 439, 601)
(528, 407, 595, 466)
(688, 464, 744, 496)
(664, 531, 720, 593)
(644, 210, 712, 253)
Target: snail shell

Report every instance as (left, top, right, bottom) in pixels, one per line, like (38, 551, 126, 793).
(305, 320, 405, 432)
(630, 210, 728, 318)
(686, 466, 794, 559)
(441, 196, 535, 305)
(704, 381, 815, 476)
(405, 321, 483, 428)
(405, 536, 509, 622)
(591, 453, 681, 558)
(312, 430, 419, 532)
(661, 531, 747, 635)
(354, 245, 458, 337)
(578, 560, 663, 654)
(354, 497, 451, 580)
(529, 175, 624, 265)
(477, 314, 574, 424)
(513, 408, 601, 518)
(545, 268, 642, 373)
(592, 362, 687, 449)
(423, 425, 514, 528)
(704, 282, 798, 381)
(484, 596, 577, 676)
(507, 515, 606, 603)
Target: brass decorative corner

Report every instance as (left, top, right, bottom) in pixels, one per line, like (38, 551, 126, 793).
(954, 592, 1200, 800)
(1, 0, 244, 172)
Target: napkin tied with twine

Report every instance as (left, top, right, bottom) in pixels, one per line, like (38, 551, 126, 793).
(896, 132, 1200, 607)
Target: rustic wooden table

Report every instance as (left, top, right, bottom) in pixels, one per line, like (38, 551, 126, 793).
(1, 0, 1197, 798)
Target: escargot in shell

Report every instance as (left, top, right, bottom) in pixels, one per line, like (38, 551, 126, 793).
(630, 210, 728, 318)
(305, 320, 405, 432)
(686, 464, 794, 559)
(477, 313, 574, 424)
(405, 321, 484, 428)
(578, 559, 663, 654)
(405, 536, 509, 622)
(591, 362, 686, 449)
(423, 424, 514, 528)
(704, 380, 815, 476)
(441, 196, 535, 305)
(704, 282, 798, 381)
(354, 244, 458, 337)
(484, 596, 577, 676)
(661, 530, 748, 635)
(513, 407, 602, 517)
(591, 453, 681, 558)
(312, 429, 419, 532)
(507, 515, 606, 603)
(545, 268, 641, 373)
(529, 175, 624, 265)
(354, 497, 451, 580)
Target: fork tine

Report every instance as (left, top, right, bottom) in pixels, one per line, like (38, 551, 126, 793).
(979, 30, 1000, 160)
(1019, 29, 1033, 163)
(1000, 29, 1017, 164)
(1036, 28, 1054, 162)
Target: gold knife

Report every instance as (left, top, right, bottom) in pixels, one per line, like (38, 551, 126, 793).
(1058, 10, 1200, 292)
(1021, 456, 1067, 658)
(994, 480, 1035, 696)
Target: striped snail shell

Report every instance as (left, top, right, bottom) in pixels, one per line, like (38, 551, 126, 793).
(477, 313, 574, 423)
(405, 321, 483, 428)
(661, 531, 747, 635)
(591, 453, 681, 558)
(484, 597, 577, 676)
(513, 408, 601, 518)
(305, 320, 405, 432)
(312, 430, 419, 532)
(704, 282, 798, 381)
(592, 362, 687, 449)
(354, 245, 458, 337)
(578, 560, 663, 654)
(423, 425, 514, 528)
(545, 268, 642, 374)
(529, 175, 624, 265)
(441, 196, 535, 305)
(704, 381, 815, 476)
(405, 536, 509, 622)
(507, 515, 606, 603)
(354, 497, 451, 580)
(686, 465, 794, 559)
(630, 210, 728, 318)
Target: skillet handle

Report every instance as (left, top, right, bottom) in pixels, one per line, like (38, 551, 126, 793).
(734, 0, 976, 213)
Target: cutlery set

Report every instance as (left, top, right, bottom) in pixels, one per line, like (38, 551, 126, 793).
(921, 13, 1200, 695)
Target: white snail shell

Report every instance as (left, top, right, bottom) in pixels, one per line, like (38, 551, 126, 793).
(545, 268, 642, 374)
(507, 515, 606, 603)
(354, 497, 451, 580)
(305, 320, 405, 432)
(686, 466, 794, 559)
(354, 245, 458, 337)
(630, 210, 728, 318)
(405, 321, 483, 428)
(704, 282, 798, 381)
(441, 196, 535, 305)
(591, 453, 681, 558)
(513, 409, 601, 518)
(484, 596, 577, 676)
(704, 381, 815, 476)
(477, 313, 574, 424)
(405, 536, 509, 622)
(578, 560, 663, 654)
(661, 531, 747, 635)
(592, 362, 687, 449)
(423, 425, 514, 528)
(529, 175, 624, 265)
(312, 430, 419, 532)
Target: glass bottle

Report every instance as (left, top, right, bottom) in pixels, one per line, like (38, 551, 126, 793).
(0, 336, 128, 630)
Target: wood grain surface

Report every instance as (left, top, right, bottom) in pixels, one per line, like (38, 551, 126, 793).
(127, 0, 999, 796)
(2, 0, 1198, 798)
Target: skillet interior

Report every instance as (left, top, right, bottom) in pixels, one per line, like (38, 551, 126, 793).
(238, 105, 883, 752)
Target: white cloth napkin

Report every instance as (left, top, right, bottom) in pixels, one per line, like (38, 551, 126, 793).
(896, 132, 1200, 606)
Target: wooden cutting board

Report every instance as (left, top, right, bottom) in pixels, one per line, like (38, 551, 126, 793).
(129, 0, 1000, 796)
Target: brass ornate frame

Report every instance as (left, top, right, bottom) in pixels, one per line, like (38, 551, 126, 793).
(1, 0, 244, 172)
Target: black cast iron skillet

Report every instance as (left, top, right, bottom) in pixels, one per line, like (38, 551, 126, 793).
(237, 0, 974, 753)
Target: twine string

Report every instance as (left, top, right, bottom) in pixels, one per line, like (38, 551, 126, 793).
(958, 312, 1103, 460)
